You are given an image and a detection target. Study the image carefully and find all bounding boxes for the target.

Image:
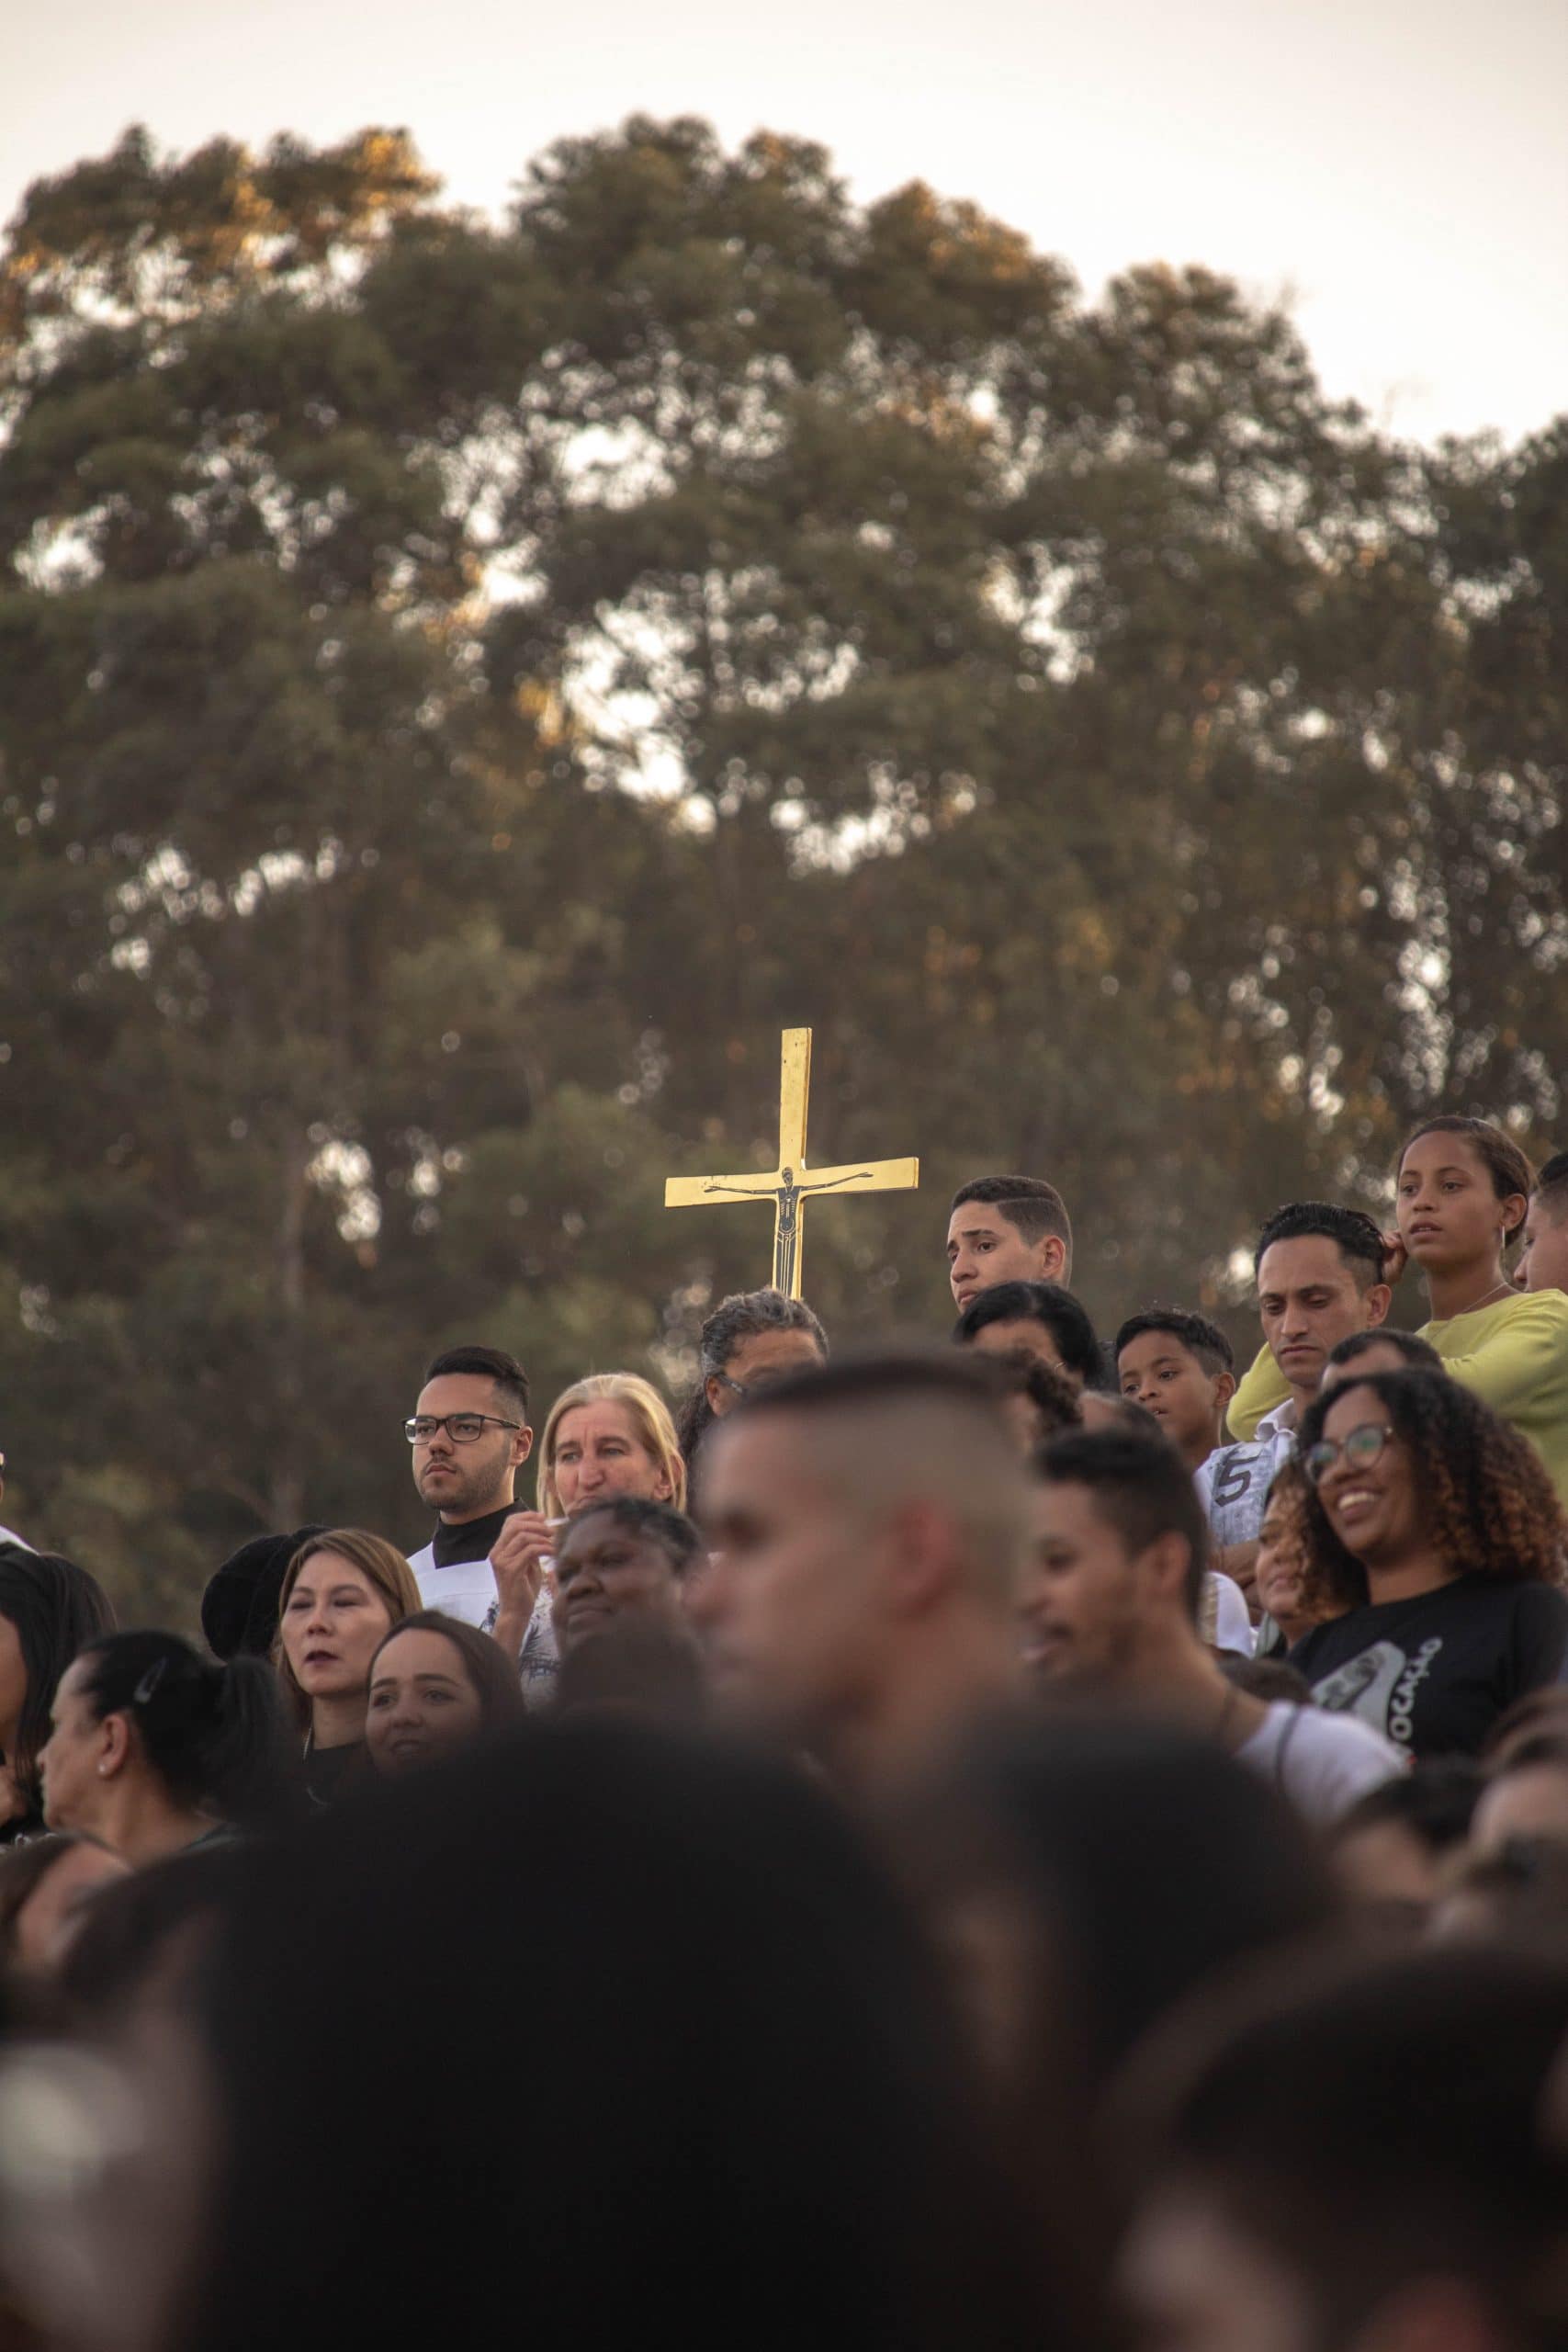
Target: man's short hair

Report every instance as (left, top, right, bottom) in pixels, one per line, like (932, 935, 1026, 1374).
(1114, 1309, 1235, 1379)
(727, 1350, 1030, 1590)
(423, 1344, 530, 1424)
(950, 1176, 1073, 1268)
(952, 1280, 1102, 1389)
(1253, 1203, 1385, 1286)
(1325, 1328, 1442, 1375)
(1534, 1150, 1568, 1223)
(560, 1496, 703, 1577)
(1033, 1428, 1208, 1618)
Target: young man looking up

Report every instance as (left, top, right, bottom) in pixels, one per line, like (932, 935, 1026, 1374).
(1022, 1428, 1404, 1826)
(693, 1353, 1030, 1799)
(404, 1344, 557, 1701)
(1203, 1204, 1393, 1596)
(1516, 1150, 1568, 1296)
(946, 1176, 1073, 1311)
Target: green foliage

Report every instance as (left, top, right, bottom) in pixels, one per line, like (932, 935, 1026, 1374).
(0, 117, 1562, 1620)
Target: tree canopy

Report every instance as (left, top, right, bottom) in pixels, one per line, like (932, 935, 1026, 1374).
(2, 117, 1562, 1613)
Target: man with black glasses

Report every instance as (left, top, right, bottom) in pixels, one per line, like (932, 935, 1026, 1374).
(404, 1344, 558, 1701)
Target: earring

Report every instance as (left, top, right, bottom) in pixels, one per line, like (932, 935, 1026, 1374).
(97, 1764, 108, 1778)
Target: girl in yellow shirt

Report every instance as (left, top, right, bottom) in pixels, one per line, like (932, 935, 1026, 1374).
(1230, 1117, 1568, 1504)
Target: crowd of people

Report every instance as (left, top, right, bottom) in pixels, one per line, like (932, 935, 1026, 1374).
(3, 1110, 1568, 2348)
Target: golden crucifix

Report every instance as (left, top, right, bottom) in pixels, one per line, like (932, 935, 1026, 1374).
(664, 1028, 919, 1298)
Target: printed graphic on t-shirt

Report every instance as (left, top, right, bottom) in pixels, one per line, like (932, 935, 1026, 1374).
(1311, 1636, 1444, 1748)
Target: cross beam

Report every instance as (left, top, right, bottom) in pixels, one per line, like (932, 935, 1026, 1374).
(664, 1029, 919, 1298)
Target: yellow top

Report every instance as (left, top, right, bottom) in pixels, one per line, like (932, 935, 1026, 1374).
(1225, 1288, 1568, 1504)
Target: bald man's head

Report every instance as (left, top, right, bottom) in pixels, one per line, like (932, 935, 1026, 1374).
(691, 1354, 1031, 1745)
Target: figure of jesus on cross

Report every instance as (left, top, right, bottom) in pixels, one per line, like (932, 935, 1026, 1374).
(664, 1030, 919, 1297)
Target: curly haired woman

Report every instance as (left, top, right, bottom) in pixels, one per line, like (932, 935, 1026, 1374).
(1292, 1370, 1568, 1758)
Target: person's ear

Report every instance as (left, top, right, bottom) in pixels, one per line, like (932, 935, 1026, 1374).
(1502, 1195, 1529, 1250)
(1038, 1236, 1067, 1283)
(1140, 1530, 1194, 1609)
(1364, 1282, 1393, 1330)
(880, 1500, 959, 1616)
(705, 1374, 727, 1414)
(653, 1467, 673, 1502)
(100, 1712, 132, 1781)
(1213, 1370, 1237, 1416)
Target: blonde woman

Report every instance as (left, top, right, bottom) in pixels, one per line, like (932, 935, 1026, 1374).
(539, 1374, 687, 1519)
(274, 1530, 422, 1806)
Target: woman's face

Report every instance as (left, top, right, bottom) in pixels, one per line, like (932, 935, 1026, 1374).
(1254, 1495, 1309, 1627)
(279, 1555, 393, 1706)
(1311, 1388, 1423, 1568)
(551, 1403, 671, 1512)
(1396, 1133, 1522, 1274)
(38, 1659, 108, 1834)
(365, 1628, 485, 1776)
(705, 1329, 824, 1418)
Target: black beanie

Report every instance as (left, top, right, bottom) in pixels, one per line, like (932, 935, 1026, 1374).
(202, 1527, 326, 1661)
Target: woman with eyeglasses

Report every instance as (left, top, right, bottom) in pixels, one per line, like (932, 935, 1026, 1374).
(1291, 1370, 1568, 1758)
(37, 1630, 295, 1863)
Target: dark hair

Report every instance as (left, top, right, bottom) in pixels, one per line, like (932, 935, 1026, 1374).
(676, 1289, 829, 1459)
(1298, 1371, 1567, 1606)
(0, 1546, 116, 1818)
(423, 1344, 531, 1425)
(1324, 1328, 1442, 1375)
(202, 1525, 327, 1663)
(1127, 1947, 1568, 2345)
(72, 1632, 296, 1829)
(186, 1724, 1040, 2349)
(908, 1713, 1335, 2093)
(1034, 1429, 1209, 1616)
(953, 1281, 1102, 1388)
(987, 1350, 1085, 1442)
(1114, 1309, 1235, 1378)
(1254, 1202, 1386, 1284)
(551, 1619, 709, 1725)
(56, 1843, 242, 2025)
(369, 1611, 525, 1728)
(1332, 1758, 1482, 1852)
(1399, 1117, 1536, 1245)
(950, 1177, 1073, 1268)
(0, 1833, 86, 1962)
(730, 1346, 1018, 1430)
(1534, 1149, 1568, 1216)
(557, 1496, 704, 1578)
(1219, 1656, 1312, 1705)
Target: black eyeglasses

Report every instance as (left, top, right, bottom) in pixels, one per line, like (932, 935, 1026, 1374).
(1303, 1422, 1396, 1486)
(405, 1414, 524, 1446)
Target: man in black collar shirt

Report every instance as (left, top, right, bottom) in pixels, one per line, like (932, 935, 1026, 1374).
(404, 1345, 558, 1702)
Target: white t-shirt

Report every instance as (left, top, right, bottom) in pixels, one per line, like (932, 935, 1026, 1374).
(1196, 1404, 1299, 1549)
(0, 1523, 31, 1552)
(406, 1543, 558, 1706)
(1235, 1700, 1406, 1826)
(1207, 1572, 1254, 1657)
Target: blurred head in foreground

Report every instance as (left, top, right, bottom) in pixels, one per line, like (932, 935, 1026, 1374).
(692, 1353, 1029, 1792)
(175, 1724, 1037, 2352)
(1119, 1947, 1568, 2352)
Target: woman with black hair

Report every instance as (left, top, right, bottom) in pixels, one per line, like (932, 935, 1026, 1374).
(38, 1631, 295, 1863)
(0, 1544, 116, 1840)
(1293, 1369, 1568, 1758)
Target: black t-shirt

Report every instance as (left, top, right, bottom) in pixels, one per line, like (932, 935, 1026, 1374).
(1290, 1575, 1568, 1759)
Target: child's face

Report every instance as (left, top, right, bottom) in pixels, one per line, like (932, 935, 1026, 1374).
(1117, 1330, 1227, 1460)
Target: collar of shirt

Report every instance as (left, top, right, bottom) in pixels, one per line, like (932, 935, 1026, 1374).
(431, 1500, 520, 1569)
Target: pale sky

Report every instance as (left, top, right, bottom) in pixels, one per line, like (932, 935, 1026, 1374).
(6, 0, 1566, 445)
